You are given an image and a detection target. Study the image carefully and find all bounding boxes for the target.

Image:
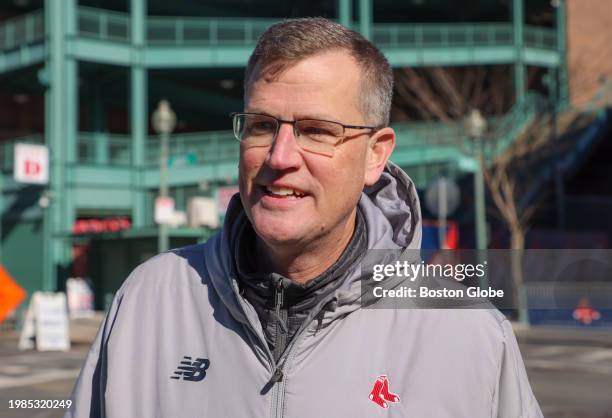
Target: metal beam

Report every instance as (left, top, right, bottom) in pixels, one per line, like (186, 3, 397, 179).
(67, 166, 133, 188)
(74, 188, 133, 209)
(42, 0, 76, 291)
(141, 163, 237, 188)
(66, 38, 133, 66)
(556, 0, 569, 107)
(512, 0, 526, 104)
(522, 48, 560, 67)
(384, 46, 558, 68)
(131, 0, 147, 228)
(338, 0, 352, 28)
(358, 0, 372, 40)
(143, 46, 254, 68)
(0, 43, 46, 75)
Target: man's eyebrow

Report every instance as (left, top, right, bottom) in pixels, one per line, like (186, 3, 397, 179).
(295, 113, 340, 122)
(244, 109, 341, 122)
(243, 108, 274, 116)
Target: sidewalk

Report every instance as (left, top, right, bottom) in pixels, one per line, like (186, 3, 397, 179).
(0, 312, 104, 354)
(4, 316, 611, 350)
(512, 322, 612, 348)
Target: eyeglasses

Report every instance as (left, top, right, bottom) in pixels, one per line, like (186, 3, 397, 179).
(231, 112, 379, 157)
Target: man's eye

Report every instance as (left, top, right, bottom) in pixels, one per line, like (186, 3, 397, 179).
(302, 126, 334, 137)
(248, 121, 275, 133)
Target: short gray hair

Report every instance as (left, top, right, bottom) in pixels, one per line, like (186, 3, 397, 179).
(244, 17, 393, 127)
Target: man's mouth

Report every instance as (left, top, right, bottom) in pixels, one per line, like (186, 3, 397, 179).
(263, 185, 307, 198)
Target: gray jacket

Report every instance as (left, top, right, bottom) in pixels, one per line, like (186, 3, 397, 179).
(66, 162, 542, 418)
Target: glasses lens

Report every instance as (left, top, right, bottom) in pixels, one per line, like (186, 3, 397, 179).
(294, 120, 343, 156)
(233, 114, 277, 146)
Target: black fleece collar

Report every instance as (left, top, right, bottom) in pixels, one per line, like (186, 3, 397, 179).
(235, 208, 368, 313)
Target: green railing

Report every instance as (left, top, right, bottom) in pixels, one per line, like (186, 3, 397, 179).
(72, 7, 557, 51)
(374, 23, 555, 50)
(2, 94, 544, 181)
(524, 26, 557, 49)
(488, 92, 546, 158)
(373, 23, 513, 48)
(394, 121, 464, 147)
(0, 7, 558, 55)
(78, 6, 131, 42)
(78, 132, 131, 165)
(72, 122, 469, 168)
(0, 134, 44, 171)
(0, 10, 44, 51)
(147, 16, 277, 46)
(146, 131, 238, 166)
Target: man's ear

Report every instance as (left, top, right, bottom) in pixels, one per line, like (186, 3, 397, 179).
(364, 127, 396, 186)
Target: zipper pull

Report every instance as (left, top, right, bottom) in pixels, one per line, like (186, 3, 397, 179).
(273, 280, 288, 334)
(274, 279, 285, 317)
(271, 367, 284, 383)
(261, 367, 284, 394)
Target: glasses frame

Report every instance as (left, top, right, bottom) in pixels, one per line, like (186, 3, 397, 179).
(230, 112, 380, 151)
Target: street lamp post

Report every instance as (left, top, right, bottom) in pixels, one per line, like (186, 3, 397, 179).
(465, 109, 488, 253)
(152, 100, 176, 253)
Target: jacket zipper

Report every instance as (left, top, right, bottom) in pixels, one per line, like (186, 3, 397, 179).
(268, 293, 336, 418)
(270, 279, 286, 418)
(273, 280, 288, 361)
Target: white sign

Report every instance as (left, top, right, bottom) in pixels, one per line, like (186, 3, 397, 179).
(18, 292, 70, 352)
(155, 196, 175, 225)
(66, 278, 95, 318)
(188, 197, 219, 228)
(14, 143, 49, 185)
(425, 177, 461, 218)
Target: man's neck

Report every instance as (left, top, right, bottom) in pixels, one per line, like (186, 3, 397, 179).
(256, 210, 357, 285)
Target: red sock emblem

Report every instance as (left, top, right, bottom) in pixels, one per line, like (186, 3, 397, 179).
(369, 375, 400, 408)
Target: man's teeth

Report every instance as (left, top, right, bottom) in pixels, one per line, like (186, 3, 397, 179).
(266, 186, 305, 197)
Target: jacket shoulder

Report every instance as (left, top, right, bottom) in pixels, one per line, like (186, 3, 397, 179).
(118, 241, 214, 296)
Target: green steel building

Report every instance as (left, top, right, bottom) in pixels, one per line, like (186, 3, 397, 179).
(0, 0, 576, 306)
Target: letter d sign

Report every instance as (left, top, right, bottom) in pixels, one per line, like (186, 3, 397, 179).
(25, 160, 41, 176)
(14, 143, 49, 185)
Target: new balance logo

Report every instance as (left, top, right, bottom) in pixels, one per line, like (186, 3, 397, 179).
(170, 356, 210, 381)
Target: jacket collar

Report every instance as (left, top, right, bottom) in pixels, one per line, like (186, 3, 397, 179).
(203, 161, 422, 331)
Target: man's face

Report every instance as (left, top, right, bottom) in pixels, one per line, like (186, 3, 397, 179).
(239, 50, 371, 249)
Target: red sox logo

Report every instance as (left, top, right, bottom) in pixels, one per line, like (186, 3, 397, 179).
(369, 375, 400, 409)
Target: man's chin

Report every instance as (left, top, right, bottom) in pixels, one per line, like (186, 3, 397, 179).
(254, 224, 306, 246)
(250, 215, 309, 246)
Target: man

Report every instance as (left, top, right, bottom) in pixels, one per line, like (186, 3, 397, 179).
(67, 18, 542, 418)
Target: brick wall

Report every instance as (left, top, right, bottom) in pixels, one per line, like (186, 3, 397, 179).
(566, 0, 612, 107)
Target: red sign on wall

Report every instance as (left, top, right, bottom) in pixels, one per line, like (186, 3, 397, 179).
(72, 217, 131, 235)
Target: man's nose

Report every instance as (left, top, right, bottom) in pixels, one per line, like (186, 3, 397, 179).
(265, 123, 302, 169)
